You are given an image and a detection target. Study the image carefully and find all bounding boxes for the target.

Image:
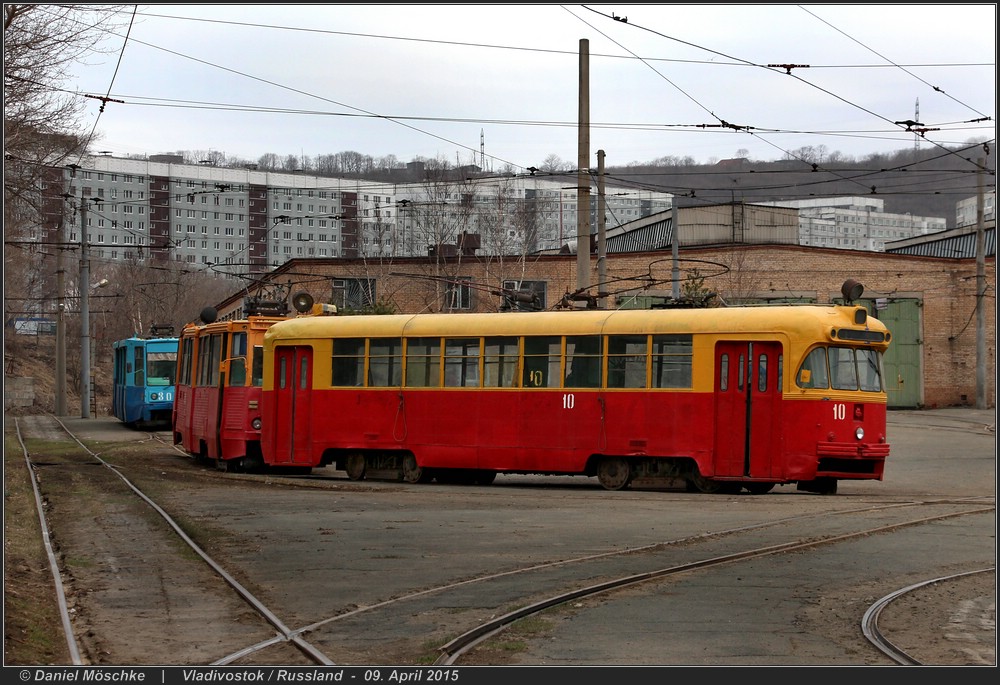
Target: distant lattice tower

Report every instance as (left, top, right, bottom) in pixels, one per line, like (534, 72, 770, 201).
(914, 98, 920, 154)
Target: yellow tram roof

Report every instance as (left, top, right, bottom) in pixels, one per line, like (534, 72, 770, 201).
(263, 305, 890, 349)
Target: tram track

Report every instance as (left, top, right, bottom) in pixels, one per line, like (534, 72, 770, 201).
(862, 568, 996, 666)
(11, 414, 995, 666)
(12, 415, 336, 666)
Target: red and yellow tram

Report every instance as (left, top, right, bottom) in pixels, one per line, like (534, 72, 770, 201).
(172, 304, 289, 470)
(258, 281, 892, 494)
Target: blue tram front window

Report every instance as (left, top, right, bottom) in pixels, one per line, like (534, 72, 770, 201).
(147, 352, 177, 386)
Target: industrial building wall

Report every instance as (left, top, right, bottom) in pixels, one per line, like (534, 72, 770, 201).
(219, 244, 995, 409)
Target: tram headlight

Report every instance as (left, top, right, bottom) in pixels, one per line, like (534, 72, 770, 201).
(855, 427, 865, 440)
(150, 393, 159, 401)
(252, 417, 262, 430)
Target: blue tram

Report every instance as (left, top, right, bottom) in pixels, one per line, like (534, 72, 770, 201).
(112, 326, 179, 427)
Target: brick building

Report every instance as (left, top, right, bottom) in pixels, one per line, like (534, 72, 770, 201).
(212, 242, 995, 410)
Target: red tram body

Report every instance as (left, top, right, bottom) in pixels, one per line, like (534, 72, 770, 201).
(259, 291, 892, 494)
(172, 312, 288, 470)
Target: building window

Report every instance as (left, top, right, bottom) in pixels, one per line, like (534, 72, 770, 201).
(445, 277, 473, 310)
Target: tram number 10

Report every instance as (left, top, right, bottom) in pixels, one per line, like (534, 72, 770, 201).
(832, 403, 847, 420)
(563, 393, 575, 409)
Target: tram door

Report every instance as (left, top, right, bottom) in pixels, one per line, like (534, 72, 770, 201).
(713, 341, 783, 479)
(272, 346, 313, 464)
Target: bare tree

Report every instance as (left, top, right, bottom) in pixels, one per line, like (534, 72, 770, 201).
(4, 4, 132, 389)
(257, 152, 281, 170)
(541, 154, 571, 172)
(187, 149, 227, 166)
(4, 4, 130, 221)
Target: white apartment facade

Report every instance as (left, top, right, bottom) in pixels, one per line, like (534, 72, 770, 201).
(956, 189, 996, 228)
(46, 156, 674, 276)
(760, 196, 947, 251)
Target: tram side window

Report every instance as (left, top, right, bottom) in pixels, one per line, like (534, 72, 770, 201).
(133, 346, 145, 387)
(483, 336, 518, 387)
(179, 338, 194, 385)
(564, 336, 602, 388)
(607, 335, 648, 389)
(114, 347, 125, 384)
(196, 334, 223, 387)
(444, 338, 481, 387)
(195, 338, 208, 386)
(719, 353, 729, 391)
(405, 337, 441, 387)
(368, 338, 402, 387)
(522, 337, 561, 388)
(332, 338, 366, 386)
(651, 335, 692, 388)
(229, 332, 248, 386)
(857, 348, 883, 392)
(830, 346, 859, 390)
(796, 347, 829, 389)
(251, 345, 264, 387)
(757, 354, 768, 392)
(298, 355, 309, 390)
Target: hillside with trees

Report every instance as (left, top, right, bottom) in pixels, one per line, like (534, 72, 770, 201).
(150, 141, 994, 228)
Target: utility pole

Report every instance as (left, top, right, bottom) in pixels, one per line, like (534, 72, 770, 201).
(975, 158, 986, 409)
(55, 220, 67, 416)
(80, 198, 91, 418)
(596, 149, 607, 309)
(576, 38, 590, 296)
(672, 203, 680, 300)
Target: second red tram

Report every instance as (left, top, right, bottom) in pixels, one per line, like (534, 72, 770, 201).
(172, 304, 289, 470)
(258, 282, 892, 494)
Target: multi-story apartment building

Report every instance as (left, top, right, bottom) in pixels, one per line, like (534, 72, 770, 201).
(42, 156, 674, 278)
(393, 174, 674, 257)
(956, 189, 995, 228)
(48, 155, 396, 279)
(43, 157, 969, 277)
(759, 196, 947, 251)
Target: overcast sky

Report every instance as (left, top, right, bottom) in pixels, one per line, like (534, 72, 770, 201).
(67, 4, 996, 172)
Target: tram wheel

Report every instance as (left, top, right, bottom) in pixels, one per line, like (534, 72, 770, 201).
(402, 455, 428, 483)
(815, 477, 838, 495)
(743, 482, 775, 495)
(344, 453, 366, 480)
(596, 458, 632, 491)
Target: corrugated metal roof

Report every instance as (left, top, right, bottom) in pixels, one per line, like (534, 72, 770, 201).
(885, 227, 995, 258)
(605, 216, 673, 253)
